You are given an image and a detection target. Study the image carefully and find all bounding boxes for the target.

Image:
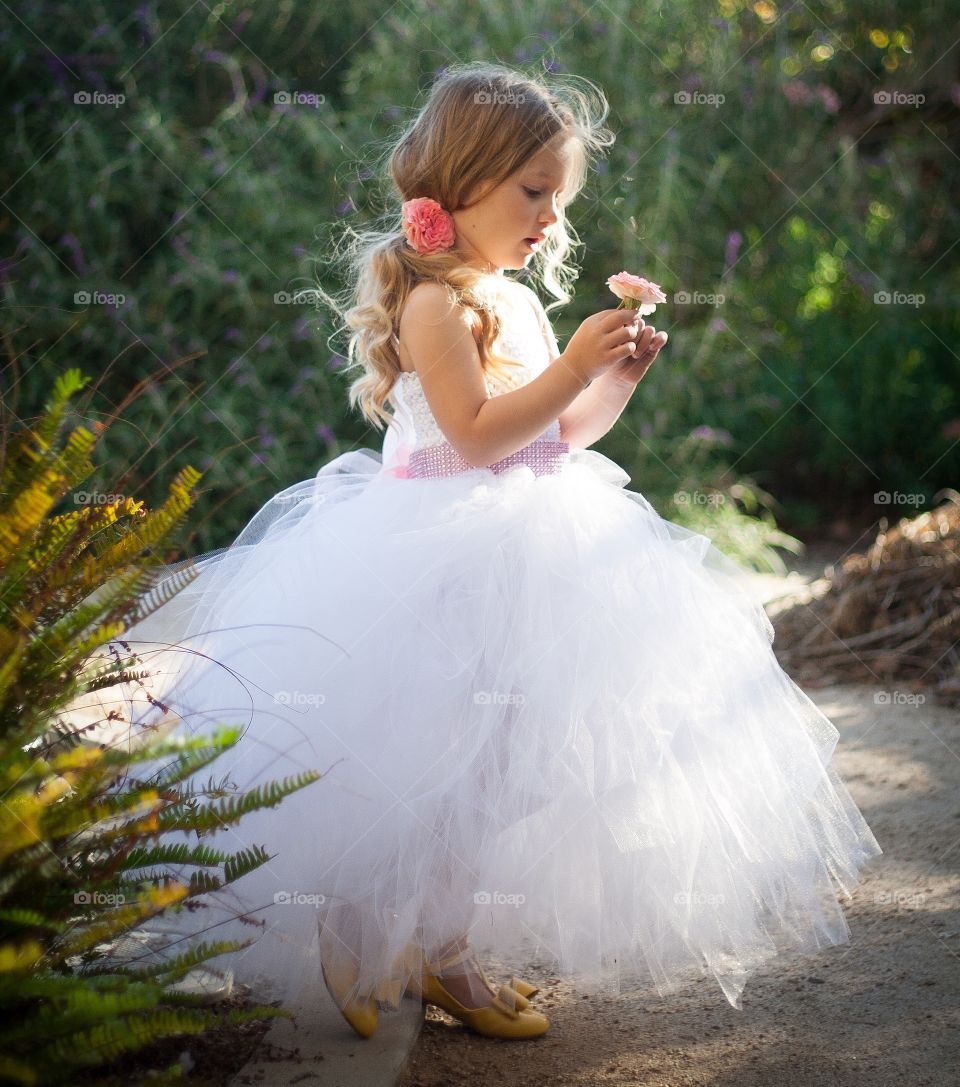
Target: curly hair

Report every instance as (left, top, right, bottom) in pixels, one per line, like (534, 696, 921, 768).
(314, 60, 615, 433)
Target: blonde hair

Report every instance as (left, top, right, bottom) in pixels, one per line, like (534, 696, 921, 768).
(314, 61, 615, 433)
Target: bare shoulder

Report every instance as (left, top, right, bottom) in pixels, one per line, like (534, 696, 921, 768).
(400, 281, 474, 333)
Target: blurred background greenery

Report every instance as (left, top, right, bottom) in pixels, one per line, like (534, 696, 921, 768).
(2, 0, 957, 569)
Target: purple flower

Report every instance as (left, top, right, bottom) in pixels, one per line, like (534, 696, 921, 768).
(222, 269, 239, 284)
(256, 334, 274, 352)
(724, 230, 743, 273)
(224, 327, 242, 342)
(710, 318, 727, 332)
(59, 232, 90, 276)
(815, 84, 841, 114)
(782, 81, 811, 106)
(315, 424, 334, 444)
(336, 199, 354, 216)
(691, 425, 733, 447)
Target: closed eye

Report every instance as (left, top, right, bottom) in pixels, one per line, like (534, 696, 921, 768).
(523, 186, 543, 198)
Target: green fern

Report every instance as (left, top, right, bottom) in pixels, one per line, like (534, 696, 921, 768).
(0, 372, 321, 1085)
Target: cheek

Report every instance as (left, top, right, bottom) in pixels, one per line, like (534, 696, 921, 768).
(496, 193, 527, 231)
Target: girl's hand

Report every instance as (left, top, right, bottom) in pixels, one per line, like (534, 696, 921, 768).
(604, 319, 668, 387)
(559, 309, 647, 385)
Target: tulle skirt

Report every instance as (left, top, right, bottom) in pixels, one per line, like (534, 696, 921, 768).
(71, 442, 882, 1012)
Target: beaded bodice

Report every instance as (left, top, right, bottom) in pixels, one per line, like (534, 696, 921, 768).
(394, 287, 562, 452)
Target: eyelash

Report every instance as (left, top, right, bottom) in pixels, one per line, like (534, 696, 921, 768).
(523, 187, 544, 198)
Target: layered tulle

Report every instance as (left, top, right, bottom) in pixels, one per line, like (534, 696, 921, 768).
(70, 435, 882, 1013)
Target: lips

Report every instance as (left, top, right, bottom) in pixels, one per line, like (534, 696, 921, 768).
(524, 235, 546, 245)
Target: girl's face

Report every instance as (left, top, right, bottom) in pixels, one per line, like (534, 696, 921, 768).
(453, 136, 576, 275)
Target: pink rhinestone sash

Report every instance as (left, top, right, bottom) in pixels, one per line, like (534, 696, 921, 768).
(407, 437, 571, 479)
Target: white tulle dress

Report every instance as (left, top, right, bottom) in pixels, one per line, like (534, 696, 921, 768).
(78, 287, 882, 1014)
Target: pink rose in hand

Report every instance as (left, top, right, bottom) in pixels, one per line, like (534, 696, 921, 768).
(401, 197, 456, 255)
(606, 271, 667, 316)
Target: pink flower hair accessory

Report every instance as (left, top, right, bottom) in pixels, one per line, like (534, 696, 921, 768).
(400, 197, 456, 255)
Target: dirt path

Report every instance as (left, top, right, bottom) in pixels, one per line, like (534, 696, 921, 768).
(395, 549, 960, 1087)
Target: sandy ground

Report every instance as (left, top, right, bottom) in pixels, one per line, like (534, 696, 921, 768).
(394, 548, 960, 1087)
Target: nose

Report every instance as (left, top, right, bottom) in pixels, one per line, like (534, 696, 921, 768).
(540, 195, 560, 229)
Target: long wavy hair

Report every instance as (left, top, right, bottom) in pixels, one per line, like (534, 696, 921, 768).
(315, 61, 615, 433)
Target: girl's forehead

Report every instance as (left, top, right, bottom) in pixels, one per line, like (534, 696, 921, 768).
(523, 138, 577, 182)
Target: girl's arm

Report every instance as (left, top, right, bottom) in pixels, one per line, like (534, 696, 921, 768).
(556, 372, 638, 450)
(521, 285, 669, 449)
(520, 285, 637, 450)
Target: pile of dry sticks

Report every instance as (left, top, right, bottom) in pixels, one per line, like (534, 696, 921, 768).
(773, 490, 960, 707)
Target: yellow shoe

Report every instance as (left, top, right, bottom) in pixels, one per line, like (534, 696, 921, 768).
(508, 975, 540, 1001)
(320, 944, 379, 1039)
(405, 943, 550, 1040)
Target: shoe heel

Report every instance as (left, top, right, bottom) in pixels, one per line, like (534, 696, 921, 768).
(411, 943, 549, 1040)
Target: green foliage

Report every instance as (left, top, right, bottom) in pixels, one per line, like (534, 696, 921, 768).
(0, 372, 322, 1085)
(3, 1, 956, 566)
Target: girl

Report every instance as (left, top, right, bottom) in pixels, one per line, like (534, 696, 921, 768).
(105, 62, 881, 1042)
